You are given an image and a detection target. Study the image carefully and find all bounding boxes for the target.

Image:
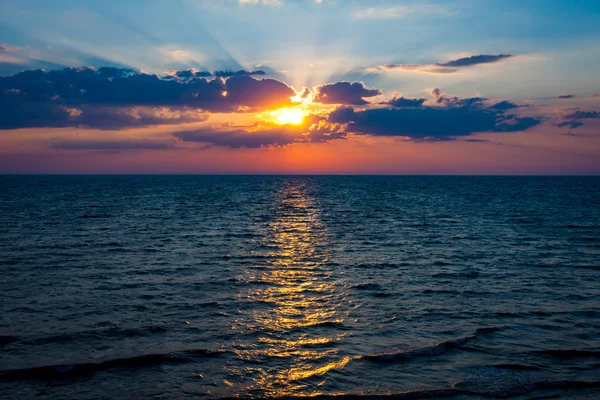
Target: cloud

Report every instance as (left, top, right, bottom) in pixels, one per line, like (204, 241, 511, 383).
(173, 115, 344, 148)
(380, 95, 426, 108)
(353, 7, 412, 19)
(68, 106, 209, 130)
(429, 88, 486, 108)
(313, 81, 381, 105)
(565, 111, 600, 119)
(368, 64, 457, 75)
(489, 100, 519, 110)
(368, 54, 514, 75)
(328, 90, 540, 141)
(174, 126, 297, 148)
(48, 139, 175, 150)
(0, 100, 208, 131)
(167, 69, 266, 79)
(556, 110, 600, 129)
(0, 44, 20, 52)
(0, 67, 295, 129)
(436, 54, 513, 68)
(352, 5, 453, 20)
(557, 93, 600, 99)
(556, 120, 584, 129)
(239, 0, 282, 5)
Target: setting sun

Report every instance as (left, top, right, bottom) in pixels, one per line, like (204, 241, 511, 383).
(263, 107, 309, 125)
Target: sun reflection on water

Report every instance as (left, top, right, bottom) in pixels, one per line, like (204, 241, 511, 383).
(228, 179, 349, 397)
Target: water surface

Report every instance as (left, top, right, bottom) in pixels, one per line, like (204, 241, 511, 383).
(1, 176, 599, 399)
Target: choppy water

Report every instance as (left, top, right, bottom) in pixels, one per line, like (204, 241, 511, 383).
(1, 176, 599, 399)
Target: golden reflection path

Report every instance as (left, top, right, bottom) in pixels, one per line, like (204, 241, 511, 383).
(227, 179, 350, 397)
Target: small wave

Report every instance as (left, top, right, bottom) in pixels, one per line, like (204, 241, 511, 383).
(492, 363, 541, 371)
(432, 270, 480, 279)
(356, 262, 399, 269)
(0, 335, 19, 346)
(534, 349, 600, 359)
(224, 232, 257, 238)
(364, 336, 474, 362)
(351, 283, 382, 290)
(364, 327, 501, 362)
(286, 321, 347, 333)
(0, 348, 222, 381)
(566, 265, 600, 271)
(5, 325, 168, 347)
(215, 380, 600, 399)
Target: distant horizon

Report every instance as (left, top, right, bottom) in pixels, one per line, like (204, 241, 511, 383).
(2, 173, 599, 177)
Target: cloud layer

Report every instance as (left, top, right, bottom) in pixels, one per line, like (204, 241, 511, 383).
(369, 54, 514, 75)
(313, 82, 381, 105)
(0, 67, 295, 129)
(2, 66, 594, 150)
(328, 89, 540, 141)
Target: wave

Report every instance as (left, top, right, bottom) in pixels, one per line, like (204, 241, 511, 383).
(0, 335, 19, 346)
(356, 262, 400, 269)
(1, 325, 169, 347)
(432, 270, 480, 279)
(364, 336, 474, 362)
(364, 327, 501, 362)
(351, 283, 382, 290)
(288, 321, 347, 333)
(216, 380, 600, 399)
(490, 363, 541, 371)
(534, 349, 600, 358)
(0, 348, 222, 381)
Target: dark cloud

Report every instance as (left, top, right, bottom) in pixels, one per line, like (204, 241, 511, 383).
(430, 88, 486, 108)
(173, 115, 344, 149)
(368, 54, 514, 75)
(494, 116, 541, 132)
(381, 95, 426, 108)
(565, 111, 600, 119)
(464, 139, 490, 143)
(556, 110, 600, 129)
(556, 120, 584, 129)
(0, 67, 295, 129)
(328, 91, 540, 141)
(48, 139, 175, 150)
(489, 100, 519, 110)
(437, 54, 513, 67)
(174, 127, 297, 148)
(557, 93, 600, 99)
(313, 82, 381, 105)
(171, 69, 267, 79)
(329, 107, 494, 140)
(69, 106, 209, 130)
(214, 70, 266, 77)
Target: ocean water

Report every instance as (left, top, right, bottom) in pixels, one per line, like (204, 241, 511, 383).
(0, 176, 599, 399)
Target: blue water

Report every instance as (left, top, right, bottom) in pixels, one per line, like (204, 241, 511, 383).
(1, 176, 599, 399)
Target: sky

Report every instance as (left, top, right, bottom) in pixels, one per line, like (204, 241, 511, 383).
(0, 0, 599, 174)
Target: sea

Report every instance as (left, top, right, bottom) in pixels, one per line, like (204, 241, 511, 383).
(0, 176, 599, 399)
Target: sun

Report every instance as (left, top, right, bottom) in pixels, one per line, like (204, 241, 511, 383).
(268, 107, 308, 125)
